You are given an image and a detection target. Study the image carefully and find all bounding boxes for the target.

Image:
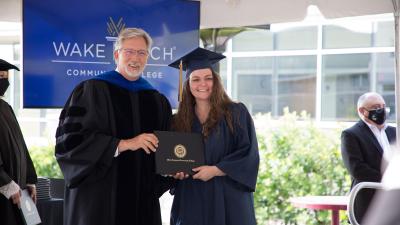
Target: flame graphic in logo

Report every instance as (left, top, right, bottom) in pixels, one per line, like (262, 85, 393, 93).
(106, 17, 126, 41)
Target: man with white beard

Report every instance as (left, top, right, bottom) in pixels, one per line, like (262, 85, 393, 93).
(55, 28, 173, 225)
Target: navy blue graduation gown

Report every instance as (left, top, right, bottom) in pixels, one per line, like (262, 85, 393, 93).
(55, 76, 172, 225)
(171, 102, 259, 225)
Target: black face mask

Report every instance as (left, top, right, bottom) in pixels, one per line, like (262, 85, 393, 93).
(367, 108, 386, 125)
(0, 78, 9, 96)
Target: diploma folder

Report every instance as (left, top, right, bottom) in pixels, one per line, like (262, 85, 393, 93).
(155, 131, 205, 175)
(20, 189, 42, 225)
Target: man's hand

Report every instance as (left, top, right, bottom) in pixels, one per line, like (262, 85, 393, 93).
(192, 166, 226, 182)
(118, 133, 159, 154)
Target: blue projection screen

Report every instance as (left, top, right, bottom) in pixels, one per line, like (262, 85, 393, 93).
(23, 0, 199, 108)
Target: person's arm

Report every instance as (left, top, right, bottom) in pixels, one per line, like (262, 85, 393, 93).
(117, 133, 159, 154)
(215, 103, 259, 191)
(0, 180, 21, 206)
(193, 103, 259, 191)
(341, 130, 382, 182)
(192, 166, 226, 181)
(114, 132, 159, 157)
(55, 80, 119, 189)
(0, 150, 18, 200)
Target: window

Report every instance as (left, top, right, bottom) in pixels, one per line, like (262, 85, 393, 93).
(275, 26, 317, 50)
(323, 23, 373, 49)
(219, 59, 228, 88)
(232, 57, 273, 114)
(321, 53, 395, 121)
(232, 26, 317, 51)
(376, 52, 395, 121)
(232, 29, 273, 51)
(232, 56, 316, 117)
(375, 21, 395, 47)
(276, 56, 316, 116)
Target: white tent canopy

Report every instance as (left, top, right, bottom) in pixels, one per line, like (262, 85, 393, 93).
(197, 0, 393, 28)
(0, 0, 395, 28)
(0, 0, 21, 23)
(1, 0, 399, 145)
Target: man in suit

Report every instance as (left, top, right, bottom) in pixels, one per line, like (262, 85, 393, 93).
(341, 92, 396, 223)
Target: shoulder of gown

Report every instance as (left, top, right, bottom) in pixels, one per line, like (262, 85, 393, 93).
(55, 79, 119, 188)
(216, 102, 260, 192)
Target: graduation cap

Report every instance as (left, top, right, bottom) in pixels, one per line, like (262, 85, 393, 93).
(168, 47, 225, 102)
(0, 59, 20, 71)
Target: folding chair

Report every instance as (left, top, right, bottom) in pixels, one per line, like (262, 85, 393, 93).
(347, 182, 384, 225)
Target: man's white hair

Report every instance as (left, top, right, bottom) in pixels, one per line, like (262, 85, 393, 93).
(113, 28, 152, 64)
(357, 92, 385, 117)
(357, 92, 383, 108)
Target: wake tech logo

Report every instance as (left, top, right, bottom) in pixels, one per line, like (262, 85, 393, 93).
(106, 17, 126, 41)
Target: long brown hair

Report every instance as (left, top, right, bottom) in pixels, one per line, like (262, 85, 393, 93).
(172, 70, 234, 137)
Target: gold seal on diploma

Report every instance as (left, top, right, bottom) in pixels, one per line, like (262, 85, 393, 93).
(174, 144, 187, 158)
(155, 131, 205, 175)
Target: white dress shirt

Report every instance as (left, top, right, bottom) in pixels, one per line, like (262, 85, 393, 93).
(364, 121, 393, 163)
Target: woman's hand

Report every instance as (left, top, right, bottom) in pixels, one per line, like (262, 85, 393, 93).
(172, 172, 189, 180)
(27, 185, 37, 204)
(192, 166, 226, 182)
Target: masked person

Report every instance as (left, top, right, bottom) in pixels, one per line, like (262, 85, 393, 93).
(341, 92, 396, 223)
(55, 28, 173, 225)
(168, 48, 259, 225)
(0, 59, 38, 225)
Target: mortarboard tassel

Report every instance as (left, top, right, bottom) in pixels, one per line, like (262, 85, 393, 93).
(178, 60, 183, 102)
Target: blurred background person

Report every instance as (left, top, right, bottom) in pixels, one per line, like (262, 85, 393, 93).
(0, 59, 38, 225)
(341, 92, 396, 223)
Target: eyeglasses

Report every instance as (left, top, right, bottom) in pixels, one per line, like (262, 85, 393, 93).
(119, 48, 148, 58)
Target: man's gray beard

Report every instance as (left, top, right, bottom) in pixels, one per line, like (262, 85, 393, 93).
(125, 67, 143, 79)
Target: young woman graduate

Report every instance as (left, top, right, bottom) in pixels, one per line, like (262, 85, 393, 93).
(168, 47, 260, 225)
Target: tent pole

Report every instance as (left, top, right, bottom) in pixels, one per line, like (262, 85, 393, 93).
(393, 0, 400, 148)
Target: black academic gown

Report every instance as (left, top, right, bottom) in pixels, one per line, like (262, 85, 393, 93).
(55, 79, 172, 225)
(0, 99, 37, 225)
(171, 102, 260, 225)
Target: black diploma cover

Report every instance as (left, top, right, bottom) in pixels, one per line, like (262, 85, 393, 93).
(20, 189, 42, 225)
(155, 131, 205, 175)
